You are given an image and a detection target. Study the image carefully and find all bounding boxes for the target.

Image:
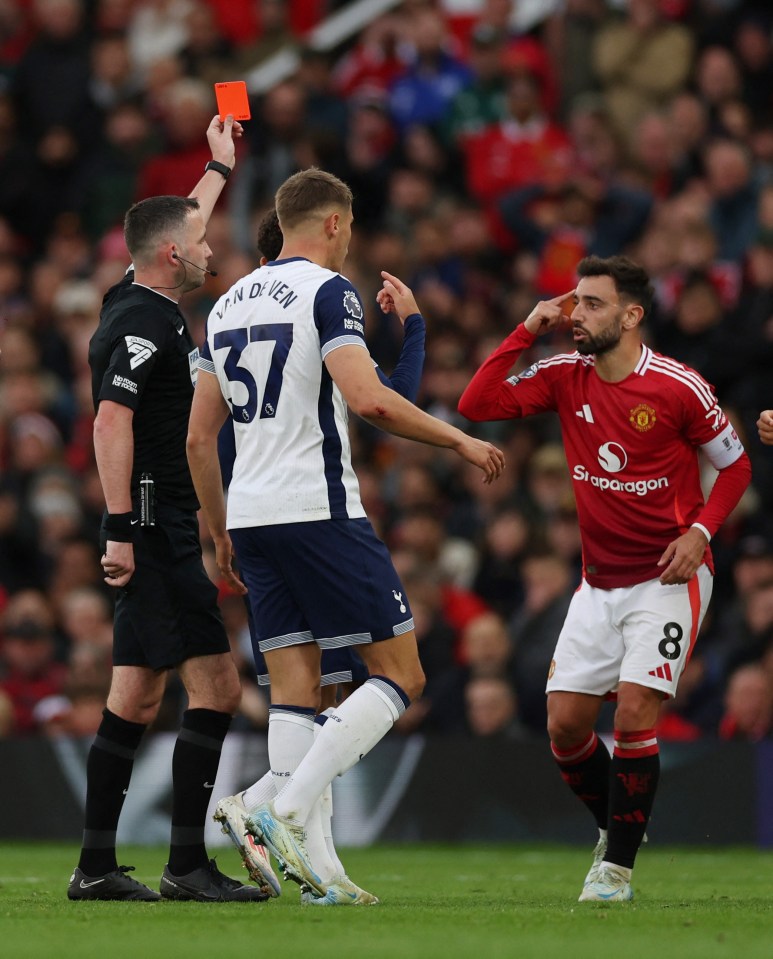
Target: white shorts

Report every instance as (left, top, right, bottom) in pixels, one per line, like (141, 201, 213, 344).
(545, 565, 713, 700)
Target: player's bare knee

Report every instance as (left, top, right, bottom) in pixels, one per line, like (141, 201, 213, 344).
(614, 684, 662, 731)
(384, 664, 424, 702)
(547, 714, 590, 750)
(406, 664, 426, 701)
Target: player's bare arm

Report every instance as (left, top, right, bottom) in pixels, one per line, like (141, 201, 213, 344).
(757, 409, 773, 445)
(377, 271, 421, 325)
(657, 526, 709, 586)
(325, 344, 505, 483)
(187, 370, 247, 595)
(93, 400, 136, 588)
(523, 290, 575, 336)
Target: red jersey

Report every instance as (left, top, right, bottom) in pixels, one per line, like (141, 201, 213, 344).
(459, 326, 750, 589)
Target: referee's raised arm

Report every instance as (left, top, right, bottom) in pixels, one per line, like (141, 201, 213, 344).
(188, 114, 243, 223)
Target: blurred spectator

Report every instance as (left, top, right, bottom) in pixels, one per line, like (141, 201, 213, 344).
(464, 675, 527, 738)
(296, 45, 348, 142)
(703, 138, 760, 262)
(229, 79, 306, 249)
(126, 0, 192, 80)
(179, 0, 233, 87)
(331, 13, 405, 101)
(0, 588, 66, 736)
(471, 505, 534, 619)
(733, 14, 773, 125)
(719, 662, 773, 740)
(235, 0, 297, 73)
(88, 33, 141, 113)
(12, 0, 93, 149)
(388, 6, 471, 134)
(509, 551, 574, 733)
(443, 23, 508, 145)
(525, 443, 573, 521)
(667, 91, 709, 192)
(498, 176, 652, 296)
(403, 609, 513, 735)
(136, 77, 216, 198)
(545, 0, 611, 121)
(462, 67, 572, 211)
(592, 0, 694, 145)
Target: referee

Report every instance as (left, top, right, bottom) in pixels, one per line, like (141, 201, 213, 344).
(68, 116, 266, 903)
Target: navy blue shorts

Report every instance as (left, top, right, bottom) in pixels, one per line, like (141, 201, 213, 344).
(252, 645, 370, 687)
(230, 517, 414, 655)
(109, 505, 229, 670)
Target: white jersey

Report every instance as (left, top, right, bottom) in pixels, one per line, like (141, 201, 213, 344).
(199, 256, 370, 528)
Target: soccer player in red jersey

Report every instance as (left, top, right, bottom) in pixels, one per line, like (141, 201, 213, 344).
(459, 255, 752, 901)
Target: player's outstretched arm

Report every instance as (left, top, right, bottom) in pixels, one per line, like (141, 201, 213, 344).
(325, 344, 505, 483)
(757, 409, 773, 445)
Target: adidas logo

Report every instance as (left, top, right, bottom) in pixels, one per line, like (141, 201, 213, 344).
(648, 663, 673, 681)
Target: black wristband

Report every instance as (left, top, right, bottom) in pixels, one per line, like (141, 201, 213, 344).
(103, 511, 135, 543)
(204, 160, 231, 180)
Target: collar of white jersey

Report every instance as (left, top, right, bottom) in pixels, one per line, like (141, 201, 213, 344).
(262, 256, 311, 266)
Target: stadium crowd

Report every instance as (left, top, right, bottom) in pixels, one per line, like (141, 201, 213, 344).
(1, 0, 773, 744)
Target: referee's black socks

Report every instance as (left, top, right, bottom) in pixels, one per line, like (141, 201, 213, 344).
(167, 708, 232, 876)
(78, 708, 147, 876)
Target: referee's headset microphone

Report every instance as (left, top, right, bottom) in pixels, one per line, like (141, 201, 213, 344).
(172, 251, 218, 277)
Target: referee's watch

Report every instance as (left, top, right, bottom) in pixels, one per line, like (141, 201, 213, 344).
(204, 160, 232, 180)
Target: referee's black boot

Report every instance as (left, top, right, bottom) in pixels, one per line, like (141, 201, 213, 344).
(68, 865, 161, 901)
(160, 859, 269, 902)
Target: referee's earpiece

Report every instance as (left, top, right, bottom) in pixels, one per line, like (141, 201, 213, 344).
(170, 250, 218, 277)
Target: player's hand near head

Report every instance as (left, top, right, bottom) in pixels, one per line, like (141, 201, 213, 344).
(453, 434, 506, 484)
(214, 534, 247, 596)
(523, 290, 575, 336)
(206, 114, 243, 170)
(101, 541, 135, 588)
(377, 271, 421, 326)
(757, 409, 773, 445)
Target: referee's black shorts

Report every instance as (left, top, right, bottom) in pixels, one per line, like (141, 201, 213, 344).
(104, 504, 230, 670)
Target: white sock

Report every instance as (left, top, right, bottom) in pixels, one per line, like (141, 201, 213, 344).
(315, 709, 346, 876)
(274, 678, 405, 824)
(242, 769, 276, 810)
(244, 707, 314, 817)
(255, 706, 338, 884)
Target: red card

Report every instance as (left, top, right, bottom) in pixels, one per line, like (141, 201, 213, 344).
(215, 81, 251, 122)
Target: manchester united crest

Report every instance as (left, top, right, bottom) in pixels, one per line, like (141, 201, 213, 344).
(629, 403, 657, 432)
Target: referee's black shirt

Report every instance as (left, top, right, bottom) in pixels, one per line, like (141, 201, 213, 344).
(89, 271, 200, 510)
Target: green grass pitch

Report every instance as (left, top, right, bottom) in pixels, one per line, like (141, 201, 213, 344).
(2, 843, 771, 959)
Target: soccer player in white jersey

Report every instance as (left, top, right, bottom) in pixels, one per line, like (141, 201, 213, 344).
(214, 207, 426, 904)
(186, 168, 505, 902)
(459, 255, 752, 902)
